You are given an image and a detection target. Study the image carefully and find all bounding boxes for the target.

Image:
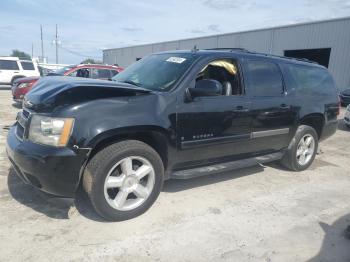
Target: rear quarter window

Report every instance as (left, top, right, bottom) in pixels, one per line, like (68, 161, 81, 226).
(282, 63, 335, 95)
(0, 59, 19, 70)
(20, 61, 35, 70)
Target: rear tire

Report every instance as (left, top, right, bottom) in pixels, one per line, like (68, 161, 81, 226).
(83, 140, 164, 221)
(280, 125, 318, 171)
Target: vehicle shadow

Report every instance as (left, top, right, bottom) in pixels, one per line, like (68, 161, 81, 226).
(337, 119, 350, 132)
(163, 164, 264, 193)
(11, 102, 22, 109)
(7, 164, 265, 221)
(307, 213, 350, 261)
(7, 168, 105, 222)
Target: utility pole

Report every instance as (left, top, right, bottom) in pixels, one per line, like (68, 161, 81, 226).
(40, 25, 44, 62)
(55, 24, 59, 64)
(31, 43, 34, 58)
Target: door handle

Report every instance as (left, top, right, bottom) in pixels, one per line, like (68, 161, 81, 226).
(14, 71, 19, 73)
(233, 106, 249, 112)
(280, 104, 291, 109)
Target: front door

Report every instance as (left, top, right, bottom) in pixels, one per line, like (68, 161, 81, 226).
(175, 58, 253, 169)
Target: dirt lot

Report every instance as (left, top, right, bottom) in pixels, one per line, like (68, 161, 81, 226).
(0, 87, 350, 262)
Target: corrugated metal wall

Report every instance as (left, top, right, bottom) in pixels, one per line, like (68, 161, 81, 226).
(103, 17, 350, 90)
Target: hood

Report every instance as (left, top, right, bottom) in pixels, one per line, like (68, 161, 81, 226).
(24, 76, 151, 112)
(341, 88, 350, 96)
(14, 76, 40, 84)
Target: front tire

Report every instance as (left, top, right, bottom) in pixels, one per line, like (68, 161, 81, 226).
(83, 140, 164, 221)
(280, 125, 318, 171)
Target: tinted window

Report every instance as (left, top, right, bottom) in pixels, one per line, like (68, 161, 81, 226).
(245, 60, 283, 96)
(97, 69, 111, 79)
(110, 70, 118, 77)
(0, 59, 19, 70)
(20, 61, 35, 70)
(67, 68, 90, 78)
(283, 64, 335, 95)
(90, 68, 111, 79)
(54, 65, 75, 75)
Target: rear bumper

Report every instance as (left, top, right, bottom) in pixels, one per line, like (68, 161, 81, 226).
(6, 125, 90, 197)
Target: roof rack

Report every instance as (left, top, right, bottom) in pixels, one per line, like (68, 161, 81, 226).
(204, 48, 248, 52)
(248, 51, 319, 64)
(202, 48, 318, 65)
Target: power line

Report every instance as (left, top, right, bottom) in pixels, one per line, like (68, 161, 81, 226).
(59, 45, 101, 59)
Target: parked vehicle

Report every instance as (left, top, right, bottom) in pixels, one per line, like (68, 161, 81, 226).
(6, 49, 339, 221)
(0, 57, 40, 85)
(339, 88, 350, 106)
(11, 64, 123, 102)
(344, 105, 350, 128)
(38, 66, 55, 76)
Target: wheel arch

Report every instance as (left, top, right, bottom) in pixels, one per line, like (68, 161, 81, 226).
(86, 125, 171, 170)
(11, 75, 25, 84)
(299, 113, 325, 139)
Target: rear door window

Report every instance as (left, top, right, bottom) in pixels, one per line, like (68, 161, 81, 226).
(0, 60, 19, 70)
(245, 60, 284, 96)
(91, 68, 111, 79)
(110, 70, 118, 77)
(20, 61, 35, 70)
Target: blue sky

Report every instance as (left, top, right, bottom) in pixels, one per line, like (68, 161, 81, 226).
(1, 0, 350, 64)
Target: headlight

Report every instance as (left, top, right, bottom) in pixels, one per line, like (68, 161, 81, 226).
(28, 115, 74, 147)
(18, 83, 30, 89)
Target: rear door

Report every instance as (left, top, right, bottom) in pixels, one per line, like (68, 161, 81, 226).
(91, 68, 112, 80)
(0, 59, 20, 83)
(20, 61, 39, 77)
(243, 58, 297, 153)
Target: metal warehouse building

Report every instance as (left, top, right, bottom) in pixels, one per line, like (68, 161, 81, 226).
(103, 17, 350, 90)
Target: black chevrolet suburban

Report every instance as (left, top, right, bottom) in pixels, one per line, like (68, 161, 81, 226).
(6, 49, 339, 221)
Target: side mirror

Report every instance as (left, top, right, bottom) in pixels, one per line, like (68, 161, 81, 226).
(188, 79, 222, 99)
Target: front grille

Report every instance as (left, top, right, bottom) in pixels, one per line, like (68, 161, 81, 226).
(16, 124, 24, 139)
(15, 108, 31, 140)
(22, 109, 30, 118)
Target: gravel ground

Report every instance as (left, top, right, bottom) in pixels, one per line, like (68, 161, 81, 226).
(0, 88, 349, 262)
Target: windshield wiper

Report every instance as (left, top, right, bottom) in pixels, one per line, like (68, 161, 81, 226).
(121, 80, 142, 87)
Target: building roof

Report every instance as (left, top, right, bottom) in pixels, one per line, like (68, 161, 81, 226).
(103, 16, 350, 51)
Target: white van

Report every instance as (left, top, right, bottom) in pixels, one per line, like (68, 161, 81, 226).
(0, 57, 40, 85)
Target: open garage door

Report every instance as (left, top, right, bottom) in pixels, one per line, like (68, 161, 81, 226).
(284, 48, 331, 68)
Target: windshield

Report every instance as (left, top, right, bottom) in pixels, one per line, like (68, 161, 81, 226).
(112, 53, 198, 91)
(54, 65, 75, 75)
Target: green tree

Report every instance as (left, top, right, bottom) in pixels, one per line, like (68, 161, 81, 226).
(80, 58, 102, 64)
(10, 49, 31, 60)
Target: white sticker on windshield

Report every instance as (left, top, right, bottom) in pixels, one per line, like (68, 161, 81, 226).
(166, 57, 186, 64)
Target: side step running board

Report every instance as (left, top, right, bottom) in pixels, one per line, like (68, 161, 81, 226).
(170, 152, 283, 179)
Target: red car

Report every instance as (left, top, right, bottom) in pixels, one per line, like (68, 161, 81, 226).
(12, 64, 123, 102)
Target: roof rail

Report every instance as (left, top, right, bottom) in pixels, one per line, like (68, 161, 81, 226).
(203, 48, 318, 65)
(204, 48, 248, 52)
(249, 51, 319, 64)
